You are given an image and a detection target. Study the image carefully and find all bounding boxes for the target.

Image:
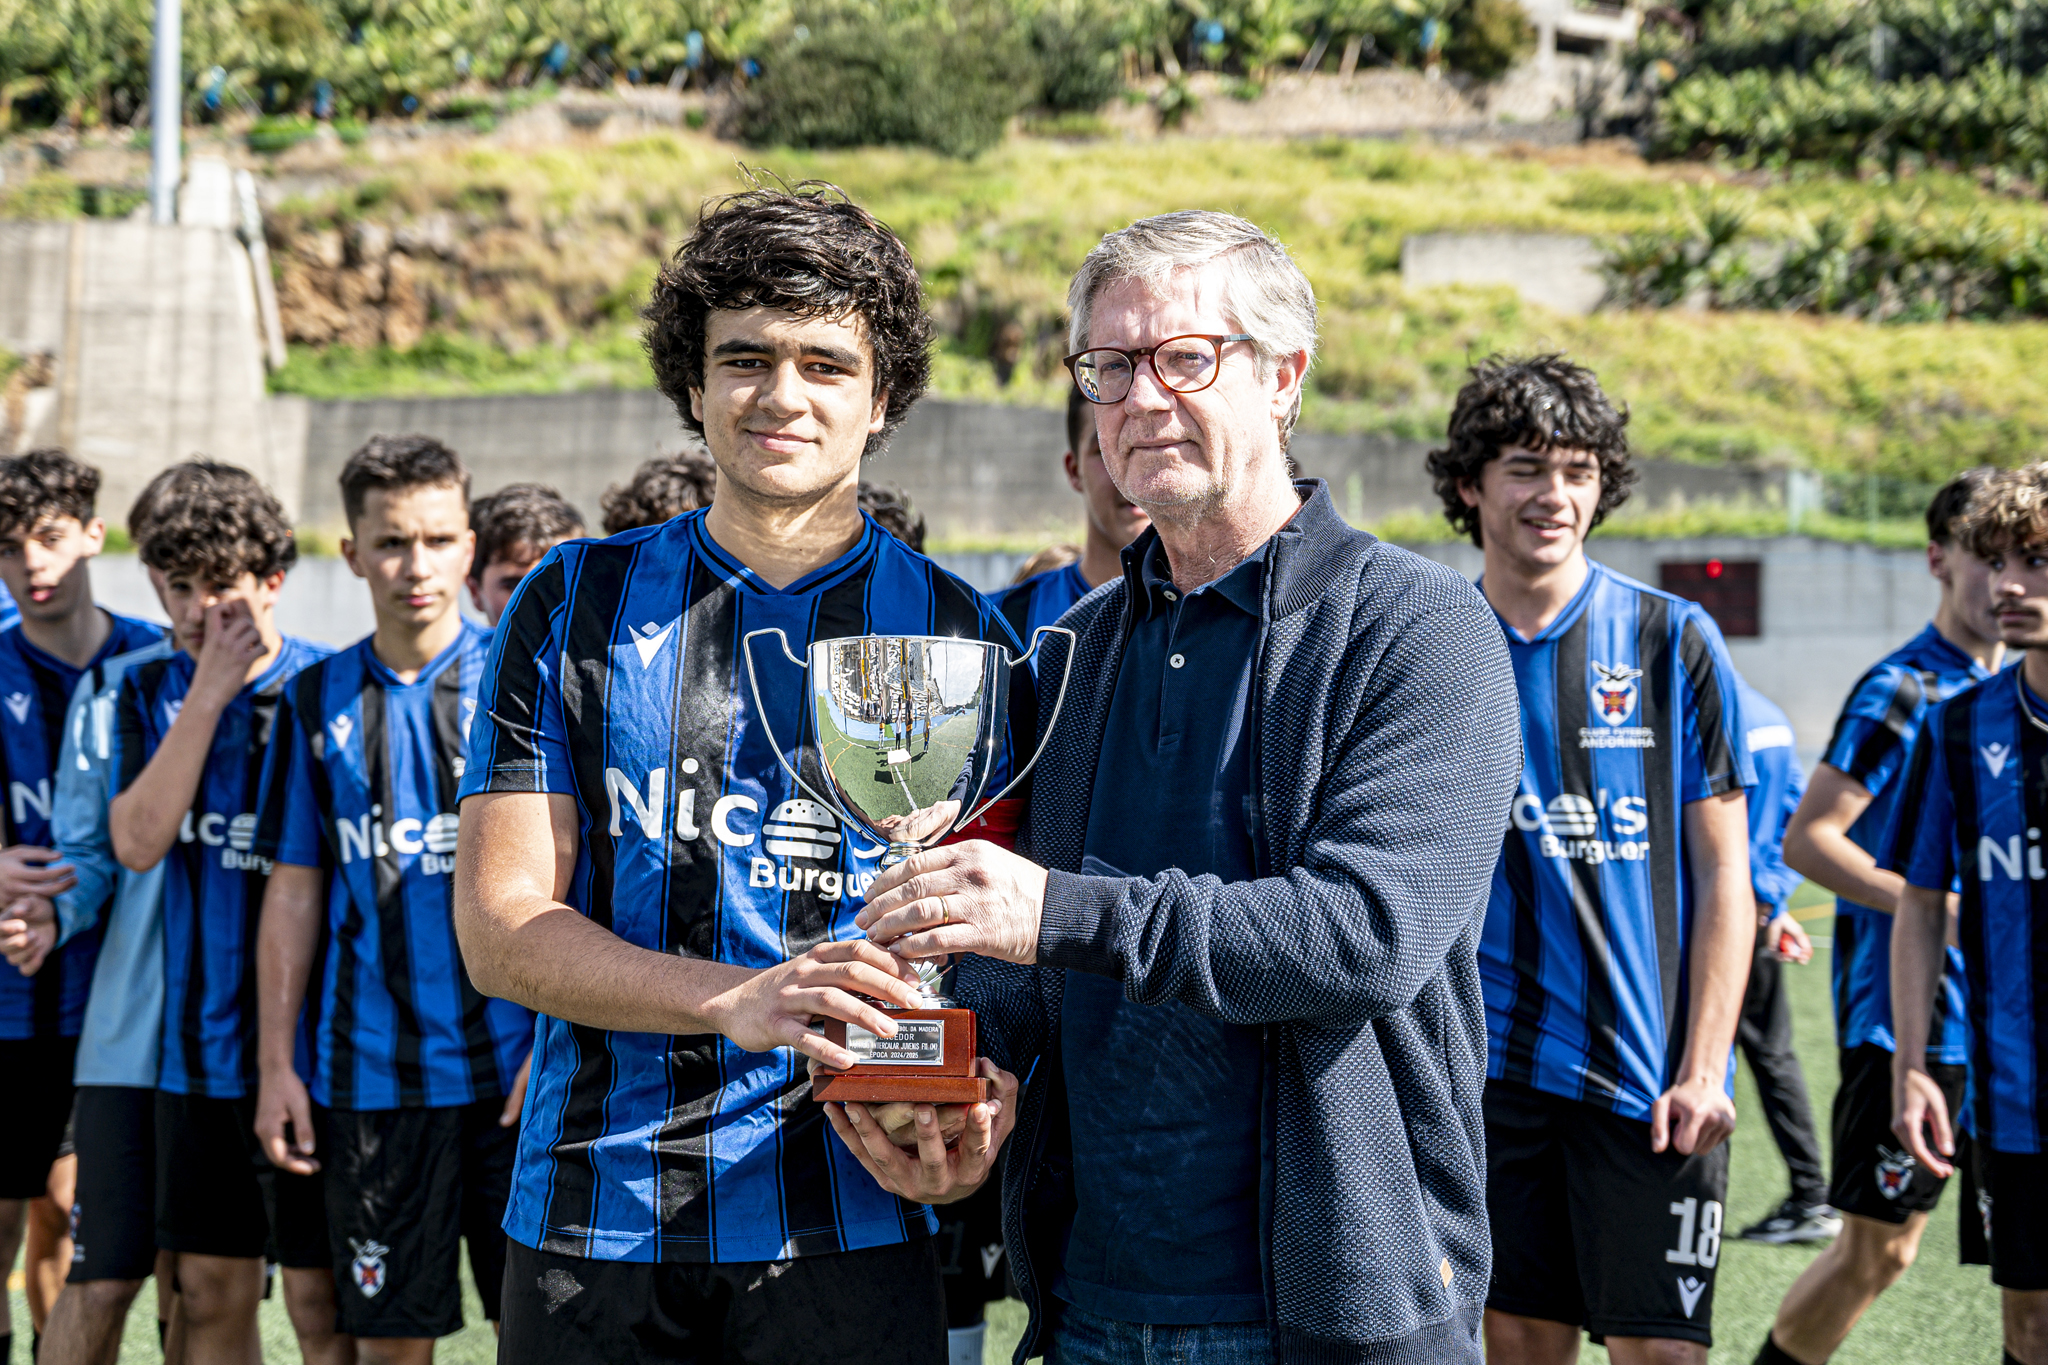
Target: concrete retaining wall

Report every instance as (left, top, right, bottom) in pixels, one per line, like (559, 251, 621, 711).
(291, 388, 1787, 538)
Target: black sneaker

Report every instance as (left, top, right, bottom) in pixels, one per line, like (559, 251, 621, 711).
(1739, 1198, 1843, 1244)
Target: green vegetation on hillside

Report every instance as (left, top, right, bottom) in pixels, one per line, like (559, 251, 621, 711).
(255, 132, 2048, 482)
(1649, 0, 2048, 179)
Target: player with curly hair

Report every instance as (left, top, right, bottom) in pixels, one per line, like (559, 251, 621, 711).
(1435, 356, 1757, 1365)
(104, 461, 339, 1365)
(598, 455, 717, 536)
(455, 179, 1027, 1365)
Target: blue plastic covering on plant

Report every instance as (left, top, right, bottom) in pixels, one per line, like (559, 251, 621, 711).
(685, 30, 704, 67)
(545, 41, 570, 74)
(741, 56, 761, 77)
(203, 66, 226, 110)
(1196, 19, 1226, 46)
(1421, 17, 1440, 50)
(314, 79, 333, 118)
(402, 94, 419, 112)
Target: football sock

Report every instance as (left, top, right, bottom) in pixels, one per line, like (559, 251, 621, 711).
(1755, 1334, 1806, 1365)
(1, 1330, 11, 1365)
(158, 1317, 168, 1352)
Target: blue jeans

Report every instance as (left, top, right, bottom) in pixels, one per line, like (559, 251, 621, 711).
(1048, 1303, 1274, 1365)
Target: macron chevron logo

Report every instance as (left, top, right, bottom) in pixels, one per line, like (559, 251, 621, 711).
(629, 620, 676, 669)
(328, 714, 354, 750)
(2, 692, 28, 725)
(163, 698, 183, 728)
(1983, 742, 2013, 778)
(1676, 1276, 1706, 1318)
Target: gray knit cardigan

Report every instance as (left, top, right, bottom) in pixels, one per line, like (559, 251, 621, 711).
(955, 481, 1522, 1365)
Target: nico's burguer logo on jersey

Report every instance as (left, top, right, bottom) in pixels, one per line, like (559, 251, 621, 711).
(603, 763, 881, 903)
(1511, 788, 1651, 865)
(178, 808, 270, 872)
(1581, 662, 1655, 750)
(333, 804, 462, 876)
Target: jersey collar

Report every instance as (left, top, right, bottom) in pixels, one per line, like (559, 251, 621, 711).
(360, 618, 478, 689)
(687, 508, 882, 598)
(1485, 558, 1604, 645)
(1909, 621, 1994, 680)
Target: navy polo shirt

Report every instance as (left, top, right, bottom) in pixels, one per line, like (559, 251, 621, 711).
(1054, 531, 1275, 1326)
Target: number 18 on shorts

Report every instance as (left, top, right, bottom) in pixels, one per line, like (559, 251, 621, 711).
(1484, 1080, 1731, 1346)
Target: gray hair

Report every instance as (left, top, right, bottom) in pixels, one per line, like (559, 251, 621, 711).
(1067, 210, 1318, 439)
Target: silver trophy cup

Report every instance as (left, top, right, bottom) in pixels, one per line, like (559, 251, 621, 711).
(741, 628, 1074, 869)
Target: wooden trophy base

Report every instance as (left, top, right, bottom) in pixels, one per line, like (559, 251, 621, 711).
(812, 1008, 990, 1105)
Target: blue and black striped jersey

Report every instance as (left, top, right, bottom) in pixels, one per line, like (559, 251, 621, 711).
(259, 621, 533, 1111)
(1737, 676, 1804, 913)
(993, 561, 1091, 644)
(1480, 561, 1755, 1120)
(115, 637, 333, 1096)
(458, 510, 1033, 1264)
(0, 612, 163, 1039)
(1890, 666, 2048, 1154)
(1820, 624, 1983, 1063)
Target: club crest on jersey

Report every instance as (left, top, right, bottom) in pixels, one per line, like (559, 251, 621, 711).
(1590, 661, 1641, 725)
(629, 619, 676, 669)
(1982, 741, 2013, 777)
(2, 691, 28, 725)
(1580, 662, 1655, 749)
(349, 1238, 389, 1298)
(328, 713, 354, 751)
(1875, 1146, 1915, 1199)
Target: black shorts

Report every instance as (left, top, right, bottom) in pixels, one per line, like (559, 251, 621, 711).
(1828, 1044, 1965, 1223)
(1974, 1148, 2048, 1290)
(0, 1036, 78, 1199)
(1484, 1079, 1731, 1347)
(70, 1086, 158, 1282)
(154, 1090, 328, 1266)
(499, 1236, 947, 1365)
(319, 1098, 517, 1339)
(936, 1182, 1008, 1329)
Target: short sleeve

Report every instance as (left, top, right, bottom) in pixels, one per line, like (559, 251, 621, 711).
(1822, 666, 1923, 796)
(256, 679, 327, 870)
(111, 671, 148, 796)
(52, 668, 120, 944)
(459, 550, 574, 801)
(1677, 606, 1755, 803)
(1887, 715, 1956, 892)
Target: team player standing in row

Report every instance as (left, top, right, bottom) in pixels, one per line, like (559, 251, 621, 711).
(1888, 466, 2048, 1365)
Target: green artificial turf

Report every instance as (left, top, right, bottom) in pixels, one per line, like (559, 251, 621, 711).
(6, 924, 2008, 1362)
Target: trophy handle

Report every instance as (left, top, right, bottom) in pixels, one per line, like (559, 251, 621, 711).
(960, 625, 1078, 828)
(738, 628, 863, 826)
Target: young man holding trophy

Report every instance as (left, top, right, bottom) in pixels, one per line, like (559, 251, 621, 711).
(843, 212, 1524, 1364)
(451, 182, 1030, 1365)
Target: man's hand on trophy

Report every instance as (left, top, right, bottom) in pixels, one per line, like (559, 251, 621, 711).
(703, 940, 926, 1071)
(856, 841, 1047, 964)
(822, 1059, 1020, 1205)
(0, 895, 57, 975)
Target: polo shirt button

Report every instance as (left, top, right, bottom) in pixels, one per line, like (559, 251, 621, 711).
(1163, 590, 1177, 601)
(1169, 653, 1185, 669)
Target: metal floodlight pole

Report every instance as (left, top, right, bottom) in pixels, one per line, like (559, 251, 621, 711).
(150, 0, 181, 224)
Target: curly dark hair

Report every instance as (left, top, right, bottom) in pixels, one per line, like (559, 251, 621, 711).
(601, 454, 718, 535)
(339, 433, 470, 528)
(1426, 354, 1639, 548)
(135, 460, 297, 584)
(642, 179, 933, 458)
(857, 482, 925, 552)
(470, 482, 586, 579)
(0, 448, 99, 539)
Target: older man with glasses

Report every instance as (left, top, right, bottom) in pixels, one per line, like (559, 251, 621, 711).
(825, 210, 1522, 1365)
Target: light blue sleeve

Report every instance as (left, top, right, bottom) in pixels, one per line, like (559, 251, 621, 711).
(53, 668, 122, 946)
